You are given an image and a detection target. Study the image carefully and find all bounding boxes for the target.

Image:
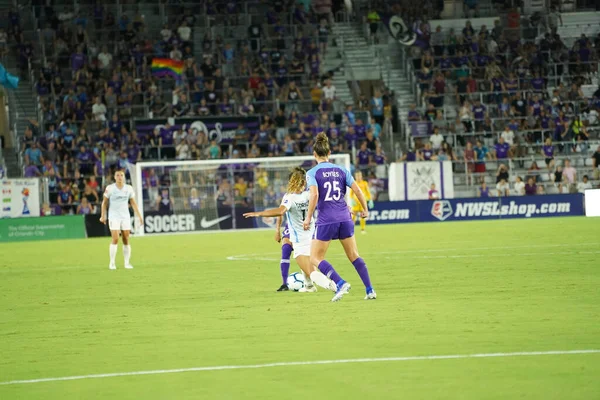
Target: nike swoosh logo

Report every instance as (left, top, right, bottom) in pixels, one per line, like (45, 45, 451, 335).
(200, 215, 232, 229)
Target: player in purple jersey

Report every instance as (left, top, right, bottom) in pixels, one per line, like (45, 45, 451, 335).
(303, 133, 376, 301)
(274, 215, 293, 291)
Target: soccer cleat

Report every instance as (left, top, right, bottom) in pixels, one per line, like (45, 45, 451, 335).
(276, 284, 289, 292)
(328, 280, 337, 292)
(299, 285, 317, 293)
(124, 264, 134, 269)
(331, 282, 351, 302)
(361, 230, 366, 235)
(364, 290, 377, 300)
(109, 264, 117, 270)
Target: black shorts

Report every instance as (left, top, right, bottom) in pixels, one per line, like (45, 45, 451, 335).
(545, 157, 554, 166)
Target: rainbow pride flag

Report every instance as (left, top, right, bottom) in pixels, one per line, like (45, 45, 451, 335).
(151, 58, 184, 80)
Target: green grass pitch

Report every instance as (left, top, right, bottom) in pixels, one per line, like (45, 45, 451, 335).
(1, 217, 599, 399)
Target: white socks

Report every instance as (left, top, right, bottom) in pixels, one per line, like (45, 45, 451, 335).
(302, 271, 314, 287)
(109, 244, 118, 265)
(310, 270, 336, 292)
(110, 244, 132, 267)
(123, 245, 131, 266)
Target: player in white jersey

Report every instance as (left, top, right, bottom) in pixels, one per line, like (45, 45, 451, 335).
(100, 170, 143, 270)
(244, 167, 336, 293)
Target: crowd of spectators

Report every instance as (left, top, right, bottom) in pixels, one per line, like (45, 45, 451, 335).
(9, 1, 394, 215)
(399, 14, 600, 195)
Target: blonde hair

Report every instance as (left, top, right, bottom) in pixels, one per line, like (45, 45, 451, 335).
(287, 167, 306, 193)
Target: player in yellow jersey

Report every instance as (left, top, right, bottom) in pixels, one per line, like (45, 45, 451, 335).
(350, 171, 374, 234)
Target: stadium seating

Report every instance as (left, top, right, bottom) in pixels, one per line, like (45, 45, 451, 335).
(5, 1, 393, 214)
(3, 1, 599, 214)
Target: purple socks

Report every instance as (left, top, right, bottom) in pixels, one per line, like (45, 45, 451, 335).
(352, 257, 372, 289)
(280, 243, 293, 285)
(318, 260, 343, 284)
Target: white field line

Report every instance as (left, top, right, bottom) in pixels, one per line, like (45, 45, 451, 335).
(1, 350, 598, 386)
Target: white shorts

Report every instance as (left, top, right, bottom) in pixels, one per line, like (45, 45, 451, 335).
(109, 218, 132, 231)
(293, 241, 311, 258)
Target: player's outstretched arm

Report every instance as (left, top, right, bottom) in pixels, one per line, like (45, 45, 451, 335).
(350, 182, 369, 218)
(274, 215, 283, 243)
(129, 197, 144, 226)
(303, 186, 318, 230)
(243, 205, 287, 219)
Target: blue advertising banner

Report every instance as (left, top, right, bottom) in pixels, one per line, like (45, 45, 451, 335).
(366, 194, 584, 224)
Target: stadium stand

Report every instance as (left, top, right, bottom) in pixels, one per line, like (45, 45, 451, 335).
(2, 0, 599, 214)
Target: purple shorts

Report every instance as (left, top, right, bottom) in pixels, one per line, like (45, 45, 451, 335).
(313, 221, 354, 241)
(282, 228, 290, 239)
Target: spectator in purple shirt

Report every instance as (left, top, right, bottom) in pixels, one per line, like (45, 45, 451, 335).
(77, 145, 94, 175)
(94, 158, 105, 177)
(71, 45, 86, 72)
(494, 137, 510, 160)
(530, 72, 546, 93)
(356, 141, 371, 173)
(472, 99, 487, 132)
(529, 95, 544, 117)
(541, 138, 555, 171)
(524, 178, 537, 195)
(420, 143, 434, 161)
(24, 162, 42, 177)
(408, 104, 421, 121)
(311, 119, 324, 137)
(400, 146, 416, 162)
(539, 110, 552, 131)
(127, 142, 141, 163)
(161, 124, 175, 159)
(344, 126, 358, 151)
(354, 119, 367, 138)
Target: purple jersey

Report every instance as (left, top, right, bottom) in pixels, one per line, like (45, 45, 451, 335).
(408, 110, 421, 120)
(543, 145, 554, 158)
(71, 53, 85, 71)
(161, 128, 174, 145)
(541, 116, 551, 129)
(472, 104, 487, 120)
(530, 78, 545, 91)
(306, 162, 354, 225)
(127, 146, 139, 162)
(357, 150, 370, 165)
(530, 100, 543, 116)
(77, 150, 93, 163)
(354, 124, 367, 138)
(439, 58, 452, 70)
(495, 142, 510, 158)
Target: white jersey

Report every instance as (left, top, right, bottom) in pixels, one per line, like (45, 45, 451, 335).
(104, 183, 135, 220)
(281, 191, 314, 244)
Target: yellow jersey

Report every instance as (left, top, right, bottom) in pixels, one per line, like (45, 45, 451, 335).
(350, 179, 371, 208)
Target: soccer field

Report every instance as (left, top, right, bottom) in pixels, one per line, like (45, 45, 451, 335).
(1, 217, 599, 399)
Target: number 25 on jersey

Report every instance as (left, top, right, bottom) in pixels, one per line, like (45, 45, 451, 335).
(324, 181, 341, 201)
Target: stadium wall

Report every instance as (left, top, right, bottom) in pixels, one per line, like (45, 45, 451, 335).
(0, 194, 586, 241)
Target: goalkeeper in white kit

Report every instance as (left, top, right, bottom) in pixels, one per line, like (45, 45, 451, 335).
(100, 170, 143, 270)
